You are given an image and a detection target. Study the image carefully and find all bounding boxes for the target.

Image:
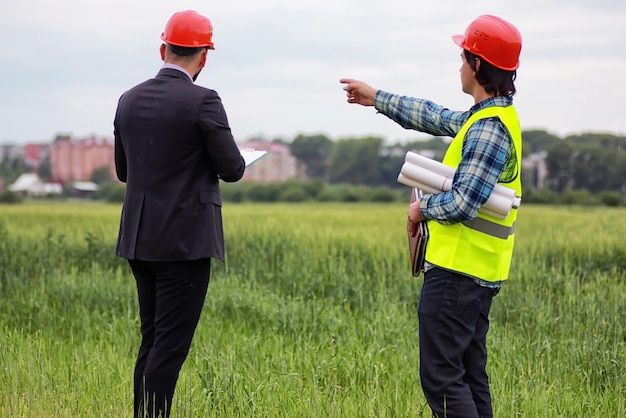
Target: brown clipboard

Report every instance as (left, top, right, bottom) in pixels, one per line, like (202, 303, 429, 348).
(408, 188, 429, 276)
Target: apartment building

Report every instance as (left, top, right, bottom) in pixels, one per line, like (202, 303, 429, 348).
(50, 136, 115, 183)
(238, 140, 299, 182)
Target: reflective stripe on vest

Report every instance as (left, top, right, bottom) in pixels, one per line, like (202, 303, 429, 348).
(463, 218, 516, 240)
(424, 104, 522, 282)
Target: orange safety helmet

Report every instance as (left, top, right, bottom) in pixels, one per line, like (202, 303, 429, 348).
(161, 10, 215, 49)
(452, 15, 521, 71)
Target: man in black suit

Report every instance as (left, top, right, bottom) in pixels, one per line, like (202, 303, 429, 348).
(113, 10, 245, 418)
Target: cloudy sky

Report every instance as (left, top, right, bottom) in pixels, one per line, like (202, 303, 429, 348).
(1, 0, 625, 145)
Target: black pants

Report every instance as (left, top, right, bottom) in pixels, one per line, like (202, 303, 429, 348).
(418, 268, 499, 418)
(128, 258, 211, 418)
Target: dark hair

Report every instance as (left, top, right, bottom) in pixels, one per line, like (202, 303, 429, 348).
(166, 44, 206, 57)
(464, 50, 517, 98)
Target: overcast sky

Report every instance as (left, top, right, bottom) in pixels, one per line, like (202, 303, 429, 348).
(1, 0, 625, 145)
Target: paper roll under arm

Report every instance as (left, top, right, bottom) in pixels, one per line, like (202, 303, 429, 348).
(401, 163, 451, 192)
(405, 151, 455, 178)
(400, 162, 513, 218)
(398, 174, 508, 220)
(397, 174, 441, 195)
(404, 151, 518, 201)
(475, 205, 507, 219)
(478, 187, 514, 217)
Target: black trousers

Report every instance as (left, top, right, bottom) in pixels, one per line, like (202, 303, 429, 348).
(128, 258, 211, 418)
(418, 268, 499, 418)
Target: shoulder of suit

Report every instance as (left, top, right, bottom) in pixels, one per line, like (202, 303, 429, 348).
(190, 83, 220, 98)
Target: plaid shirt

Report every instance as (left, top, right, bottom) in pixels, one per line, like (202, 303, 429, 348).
(375, 91, 517, 224)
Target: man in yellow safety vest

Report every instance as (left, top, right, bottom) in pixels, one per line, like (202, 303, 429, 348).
(340, 14, 523, 418)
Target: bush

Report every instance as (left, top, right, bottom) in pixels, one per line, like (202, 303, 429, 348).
(521, 188, 560, 204)
(561, 189, 596, 205)
(316, 184, 361, 202)
(92, 181, 116, 200)
(598, 191, 624, 207)
(247, 183, 283, 202)
(106, 184, 126, 203)
(279, 188, 308, 202)
(0, 190, 23, 204)
(367, 187, 401, 202)
(220, 180, 405, 203)
(277, 180, 320, 202)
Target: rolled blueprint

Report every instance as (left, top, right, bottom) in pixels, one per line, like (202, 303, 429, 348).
(398, 168, 513, 219)
(398, 151, 522, 220)
(397, 174, 504, 219)
(405, 151, 518, 202)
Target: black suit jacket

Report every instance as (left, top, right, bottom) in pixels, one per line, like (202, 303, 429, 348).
(114, 68, 245, 261)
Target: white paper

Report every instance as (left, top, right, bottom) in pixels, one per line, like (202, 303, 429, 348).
(397, 174, 441, 195)
(239, 147, 269, 167)
(405, 150, 455, 178)
(401, 163, 452, 192)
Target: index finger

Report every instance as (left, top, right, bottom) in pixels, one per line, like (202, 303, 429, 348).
(339, 78, 358, 86)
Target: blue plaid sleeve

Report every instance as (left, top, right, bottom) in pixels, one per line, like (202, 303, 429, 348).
(374, 91, 467, 137)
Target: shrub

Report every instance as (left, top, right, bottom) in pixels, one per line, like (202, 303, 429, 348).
(92, 181, 116, 200)
(367, 187, 401, 202)
(277, 180, 316, 202)
(598, 191, 624, 207)
(521, 188, 560, 204)
(0, 190, 23, 204)
(316, 184, 361, 202)
(247, 183, 283, 202)
(561, 189, 596, 205)
(279, 188, 308, 202)
(106, 184, 126, 203)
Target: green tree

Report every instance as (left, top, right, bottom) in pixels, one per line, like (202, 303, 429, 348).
(545, 140, 576, 192)
(289, 134, 333, 181)
(90, 166, 113, 184)
(0, 152, 27, 184)
(328, 136, 384, 185)
(403, 137, 450, 157)
(544, 133, 626, 193)
(521, 130, 561, 157)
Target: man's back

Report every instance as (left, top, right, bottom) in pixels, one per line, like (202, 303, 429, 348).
(114, 68, 245, 262)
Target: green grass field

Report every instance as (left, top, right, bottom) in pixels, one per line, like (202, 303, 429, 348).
(1, 201, 624, 417)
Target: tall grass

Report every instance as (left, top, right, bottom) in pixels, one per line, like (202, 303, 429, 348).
(0, 201, 624, 417)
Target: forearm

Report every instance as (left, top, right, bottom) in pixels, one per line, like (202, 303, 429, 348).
(419, 187, 483, 224)
(206, 128, 246, 182)
(374, 91, 465, 137)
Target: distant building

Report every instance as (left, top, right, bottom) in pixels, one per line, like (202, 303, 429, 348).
(13, 136, 299, 186)
(0, 143, 25, 162)
(8, 173, 41, 192)
(50, 136, 115, 183)
(238, 140, 298, 182)
(522, 151, 548, 189)
(8, 173, 62, 196)
(24, 143, 50, 169)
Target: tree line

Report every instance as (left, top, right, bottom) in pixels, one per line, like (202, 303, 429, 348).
(287, 130, 626, 195)
(1, 130, 625, 206)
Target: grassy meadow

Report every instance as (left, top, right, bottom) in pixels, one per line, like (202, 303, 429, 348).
(0, 201, 625, 417)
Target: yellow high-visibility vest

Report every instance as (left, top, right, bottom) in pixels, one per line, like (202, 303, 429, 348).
(424, 105, 522, 282)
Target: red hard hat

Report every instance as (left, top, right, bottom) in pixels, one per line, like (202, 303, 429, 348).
(452, 15, 521, 71)
(161, 10, 215, 49)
